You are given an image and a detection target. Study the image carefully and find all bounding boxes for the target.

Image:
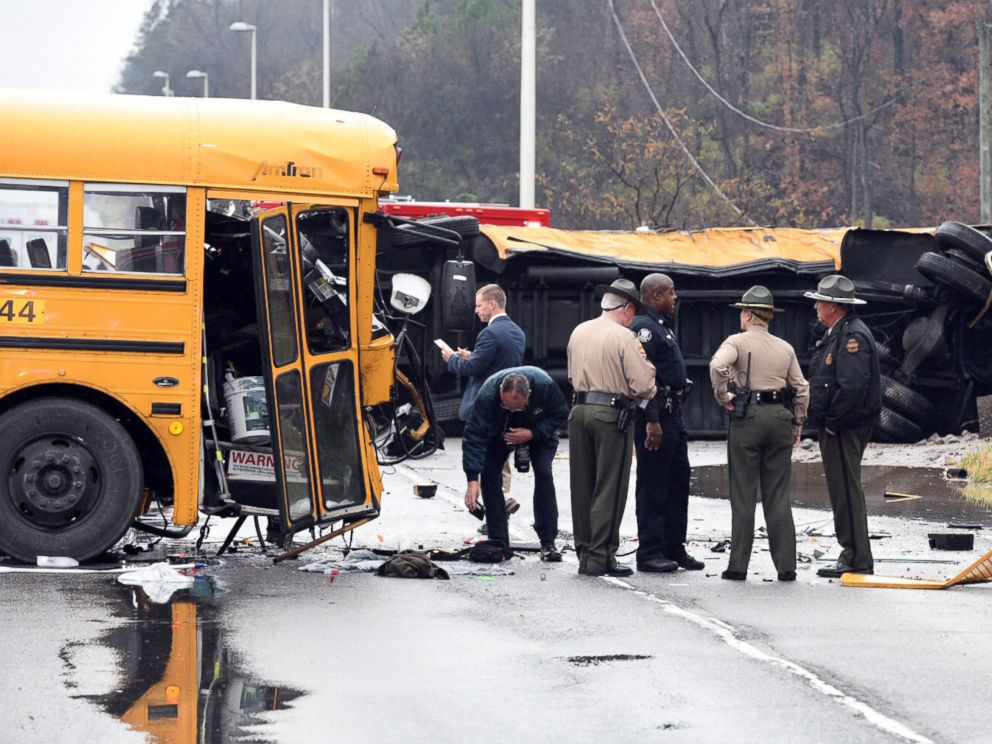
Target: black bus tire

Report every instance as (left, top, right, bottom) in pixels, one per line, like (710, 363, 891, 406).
(873, 407, 925, 444)
(879, 375, 935, 426)
(915, 252, 992, 307)
(935, 221, 992, 264)
(0, 398, 143, 563)
(942, 246, 988, 275)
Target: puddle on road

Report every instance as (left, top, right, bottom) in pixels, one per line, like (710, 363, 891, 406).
(693, 463, 992, 527)
(64, 577, 303, 743)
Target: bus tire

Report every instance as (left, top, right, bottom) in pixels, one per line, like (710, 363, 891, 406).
(942, 246, 988, 276)
(873, 407, 924, 444)
(915, 251, 992, 307)
(879, 375, 935, 426)
(935, 221, 992, 264)
(0, 398, 143, 563)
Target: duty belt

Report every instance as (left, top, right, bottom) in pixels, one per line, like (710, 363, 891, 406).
(748, 389, 785, 404)
(573, 391, 617, 406)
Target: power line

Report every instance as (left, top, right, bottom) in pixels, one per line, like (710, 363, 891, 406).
(607, 0, 753, 224)
(648, 0, 898, 134)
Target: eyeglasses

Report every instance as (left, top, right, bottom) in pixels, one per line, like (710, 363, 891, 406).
(604, 302, 631, 312)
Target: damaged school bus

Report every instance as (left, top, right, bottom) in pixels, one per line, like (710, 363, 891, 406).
(0, 90, 420, 562)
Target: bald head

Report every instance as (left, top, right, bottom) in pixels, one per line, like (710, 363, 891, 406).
(640, 273, 676, 316)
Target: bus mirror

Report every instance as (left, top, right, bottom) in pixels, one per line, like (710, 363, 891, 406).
(389, 273, 431, 315)
(442, 260, 476, 331)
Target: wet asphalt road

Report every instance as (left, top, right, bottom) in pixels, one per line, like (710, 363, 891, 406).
(2, 438, 991, 744)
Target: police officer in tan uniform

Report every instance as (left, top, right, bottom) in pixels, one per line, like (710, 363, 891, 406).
(709, 286, 809, 581)
(568, 278, 657, 577)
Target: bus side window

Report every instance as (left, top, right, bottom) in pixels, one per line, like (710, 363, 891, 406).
(82, 184, 186, 275)
(0, 179, 68, 271)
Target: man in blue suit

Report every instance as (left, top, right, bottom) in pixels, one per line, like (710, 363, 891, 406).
(442, 283, 526, 420)
(442, 283, 526, 529)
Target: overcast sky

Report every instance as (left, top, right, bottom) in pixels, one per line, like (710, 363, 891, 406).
(0, 0, 154, 94)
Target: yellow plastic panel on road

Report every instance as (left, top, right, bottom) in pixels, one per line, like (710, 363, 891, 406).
(841, 573, 948, 590)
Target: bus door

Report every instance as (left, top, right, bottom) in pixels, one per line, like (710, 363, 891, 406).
(250, 205, 369, 533)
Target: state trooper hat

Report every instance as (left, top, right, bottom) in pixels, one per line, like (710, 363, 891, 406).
(594, 277, 645, 313)
(803, 274, 867, 305)
(730, 285, 784, 313)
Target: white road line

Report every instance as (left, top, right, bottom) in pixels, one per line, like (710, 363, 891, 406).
(602, 577, 932, 744)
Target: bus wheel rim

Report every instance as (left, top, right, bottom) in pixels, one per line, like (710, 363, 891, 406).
(8, 436, 102, 529)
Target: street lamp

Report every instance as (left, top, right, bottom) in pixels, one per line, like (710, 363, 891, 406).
(229, 21, 257, 99)
(186, 69, 209, 98)
(152, 70, 173, 97)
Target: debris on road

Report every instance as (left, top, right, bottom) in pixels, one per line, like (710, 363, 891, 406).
(36, 556, 78, 568)
(928, 532, 975, 550)
(117, 561, 195, 603)
(841, 549, 992, 590)
(884, 491, 921, 502)
(376, 551, 450, 579)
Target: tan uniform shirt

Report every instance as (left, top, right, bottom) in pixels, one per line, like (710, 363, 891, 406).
(709, 325, 809, 422)
(567, 315, 656, 399)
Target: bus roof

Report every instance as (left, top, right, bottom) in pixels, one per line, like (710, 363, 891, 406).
(0, 89, 399, 198)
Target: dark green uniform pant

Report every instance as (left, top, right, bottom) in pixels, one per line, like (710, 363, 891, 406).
(819, 424, 874, 571)
(568, 404, 633, 573)
(727, 404, 796, 574)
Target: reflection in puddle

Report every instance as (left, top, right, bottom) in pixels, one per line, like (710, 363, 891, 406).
(693, 463, 992, 527)
(65, 577, 302, 743)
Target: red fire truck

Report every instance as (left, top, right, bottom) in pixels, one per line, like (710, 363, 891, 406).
(378, 196, 550, 227)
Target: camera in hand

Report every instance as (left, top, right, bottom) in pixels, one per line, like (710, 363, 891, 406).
(513, 445, 531, 473)
(469, 501, 486, 520)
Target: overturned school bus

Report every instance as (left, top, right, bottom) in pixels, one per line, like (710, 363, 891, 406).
(0, 90, 440, 563)
(377, 217, 992, 443)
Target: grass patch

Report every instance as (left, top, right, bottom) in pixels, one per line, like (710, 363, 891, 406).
(961, 484, 992, 507)
(960, 445, 992, 484)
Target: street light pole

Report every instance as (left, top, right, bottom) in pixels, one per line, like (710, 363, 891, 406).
(186, 70, 209, 98)
(519, 0, 536, 209)
(323, 0, 331, 108)
(229, 21, 258, 99)
(152, 70, 173, 97)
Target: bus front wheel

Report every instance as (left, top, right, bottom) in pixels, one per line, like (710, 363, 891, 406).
(0, 398, 143, 563)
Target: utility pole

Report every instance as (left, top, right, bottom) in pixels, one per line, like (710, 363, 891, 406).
(323, 0, 331, 108)
(980, 23, 992, 223)
(519, 0, 536, 209)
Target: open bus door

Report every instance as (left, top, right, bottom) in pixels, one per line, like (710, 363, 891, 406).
(250, 205, 375, 538)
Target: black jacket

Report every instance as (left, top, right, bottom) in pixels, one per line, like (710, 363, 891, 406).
(631, 308, 688, 427)
(462, 366, 569, 481)
(806, 312, 881, 431)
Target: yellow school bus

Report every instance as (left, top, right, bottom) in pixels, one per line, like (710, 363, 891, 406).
(0, 89, 404, 561)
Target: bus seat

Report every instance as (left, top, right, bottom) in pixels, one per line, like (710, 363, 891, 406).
(26, 239, 52, 268)
(0, 239, 16, 267)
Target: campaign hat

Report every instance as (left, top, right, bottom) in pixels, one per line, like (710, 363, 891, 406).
(594, 278, 645, 313)
(730, 285, 784, 312)
(803, 274, 866, 305)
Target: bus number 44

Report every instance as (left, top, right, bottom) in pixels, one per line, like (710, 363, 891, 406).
(0, 299, 44, 324)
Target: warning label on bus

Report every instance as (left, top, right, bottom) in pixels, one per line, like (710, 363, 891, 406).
(227, 449, 306, 483)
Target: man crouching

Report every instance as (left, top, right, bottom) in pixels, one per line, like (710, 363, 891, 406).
(462, 367, 570, 561)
